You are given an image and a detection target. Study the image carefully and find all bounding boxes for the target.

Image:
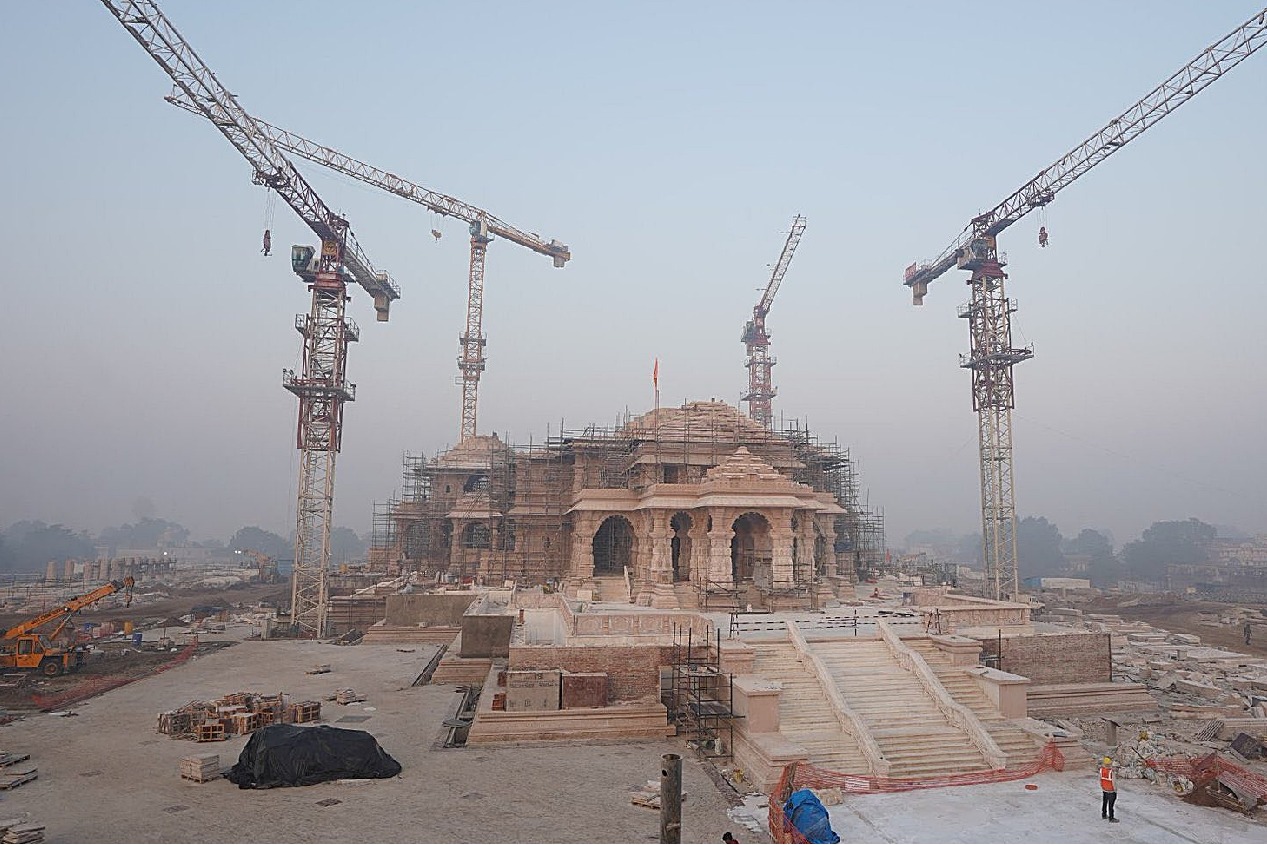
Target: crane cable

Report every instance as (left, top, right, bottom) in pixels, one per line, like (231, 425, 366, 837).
(262, 188, 277, 256)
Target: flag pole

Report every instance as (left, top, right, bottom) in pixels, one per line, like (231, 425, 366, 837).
(653, 357, 661, 474)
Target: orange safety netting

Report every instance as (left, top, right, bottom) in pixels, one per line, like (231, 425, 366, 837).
(1146, 753, 1267, 801)
(32, 642, 198, 711)
(768, 742, 1066, 843)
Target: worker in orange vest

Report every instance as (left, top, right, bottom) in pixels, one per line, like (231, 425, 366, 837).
(1100, 756, 1119, 822)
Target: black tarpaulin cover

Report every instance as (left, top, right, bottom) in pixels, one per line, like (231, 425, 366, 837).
(227, 724, 402, 789)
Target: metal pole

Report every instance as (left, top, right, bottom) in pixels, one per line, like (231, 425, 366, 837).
(660, 753, 682, 844)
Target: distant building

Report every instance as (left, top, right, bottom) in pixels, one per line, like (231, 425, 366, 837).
(1022, 576, 1092, 591)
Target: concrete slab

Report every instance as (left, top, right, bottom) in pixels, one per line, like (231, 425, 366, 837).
(752, 770, 1267, 843)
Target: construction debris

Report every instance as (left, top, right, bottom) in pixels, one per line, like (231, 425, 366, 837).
(1, 823, 44, 844)
(306, 665, 332, 675)
(157, 691, 320, 742)
(630, 779, 687, 809)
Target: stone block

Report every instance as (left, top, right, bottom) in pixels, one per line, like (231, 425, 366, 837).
(1175, 679, 1221, 699)
(506, 670, 560, 711)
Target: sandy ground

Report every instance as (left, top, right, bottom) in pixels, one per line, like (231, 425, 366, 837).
(741, 768, 1267, 843)
(0, 626, 752, 844)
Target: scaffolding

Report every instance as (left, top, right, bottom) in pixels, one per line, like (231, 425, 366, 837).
(668, 623, 735, 758)
(780, 418, 886, 581)
(373, 401, 885, 593)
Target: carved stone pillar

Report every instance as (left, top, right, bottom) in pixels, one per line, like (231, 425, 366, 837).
(632, 512, 654, 606)
(688, 516, 710, 589)
(818, 518, 840, 577)
(570, 512, 597, 586)
(707, 511, 735, 589)
(770, 517, 796, 589)
(645, 513, 678, 608)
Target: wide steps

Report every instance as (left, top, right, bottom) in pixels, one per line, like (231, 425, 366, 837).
(809, 640, 990, 775)
(750, 642, 869, 772)
(904, 639, 1044, 767)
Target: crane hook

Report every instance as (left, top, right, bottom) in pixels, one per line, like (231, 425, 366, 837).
(261, 228, 272, 256)
(1038, 226, 1049, 248)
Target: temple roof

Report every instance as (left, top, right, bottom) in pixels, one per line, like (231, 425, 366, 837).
(434, 434, 510, 469)
(621, 400, 776, 443)
(705, 446, 788, 485)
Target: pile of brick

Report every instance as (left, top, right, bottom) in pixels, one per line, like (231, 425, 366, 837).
(179, 753, 220, 782)
(157, 691, 321, 741)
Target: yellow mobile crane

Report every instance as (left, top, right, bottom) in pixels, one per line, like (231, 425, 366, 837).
(0, 577, 135, 677)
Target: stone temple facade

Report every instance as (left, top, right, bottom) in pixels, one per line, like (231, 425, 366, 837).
(373, 401, 883, 610)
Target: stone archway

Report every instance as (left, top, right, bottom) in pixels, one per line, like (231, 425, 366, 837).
(592, 515, 634, 575)
(670, 512, 693, 582)
(731, 512, 772, 585)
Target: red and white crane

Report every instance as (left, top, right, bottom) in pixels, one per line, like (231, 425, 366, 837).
(902, 8, 1267, 600)
(101, 0, 401, 635)
(742, 215, 806, 429)
(167, 92, 570, 443)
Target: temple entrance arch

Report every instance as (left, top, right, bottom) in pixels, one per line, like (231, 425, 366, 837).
(592, 515, 634, 575)
(731, 512, 772, 585)
(670, 512, 693, 582)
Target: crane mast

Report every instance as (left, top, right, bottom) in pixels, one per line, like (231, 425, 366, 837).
(166, 92, 570, 442)
(742, 215, 806, 429)
(101, 0, 401, 636)
(902, 8, 1267, 600)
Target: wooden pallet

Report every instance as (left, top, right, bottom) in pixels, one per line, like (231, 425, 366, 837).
(0, 754, 30, 769)
(196, 723, 226, 742)
(0, 770, 37, 791)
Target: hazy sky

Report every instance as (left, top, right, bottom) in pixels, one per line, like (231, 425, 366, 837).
(1, 2, 1264, 549)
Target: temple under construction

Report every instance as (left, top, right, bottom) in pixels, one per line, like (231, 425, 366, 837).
(371, 400, 883, 611)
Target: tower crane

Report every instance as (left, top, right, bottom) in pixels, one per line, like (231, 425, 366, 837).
(741, 216, 806, 429)
(902, 8, 1267, 601)
(101, 0, 401, 636)
(167, 92, 571, 443)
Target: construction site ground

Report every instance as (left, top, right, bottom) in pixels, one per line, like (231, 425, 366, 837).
(1, 625, 750, 844)
(0, 641, 230, 711)
(736, 767, 1267, 843)
(0, 581, 288, 634)
(1082, 593, 1267, 657)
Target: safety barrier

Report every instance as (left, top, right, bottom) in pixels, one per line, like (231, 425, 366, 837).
(767, 742, 1065, 843)
(32, 642, 198, 711)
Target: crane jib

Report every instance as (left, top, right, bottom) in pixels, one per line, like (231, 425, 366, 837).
(904, 5, 1267, 299)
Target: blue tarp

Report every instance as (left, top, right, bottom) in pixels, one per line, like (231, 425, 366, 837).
(783, 788, 840, 844)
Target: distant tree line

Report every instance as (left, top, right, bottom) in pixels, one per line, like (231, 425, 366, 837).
(906, 516, 1232, 588)
(0, 518, 367, 574)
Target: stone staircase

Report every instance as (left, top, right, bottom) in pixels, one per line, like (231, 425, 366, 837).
(749, 640, 871, 774)
(590, 575, 628, 603)
(673, 582, 699, 610)
(906, 638, 1044, 767)
(810, 639, 990, 778)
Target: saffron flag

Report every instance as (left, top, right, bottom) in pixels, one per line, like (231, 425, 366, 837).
(652, 357, 659, 390)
